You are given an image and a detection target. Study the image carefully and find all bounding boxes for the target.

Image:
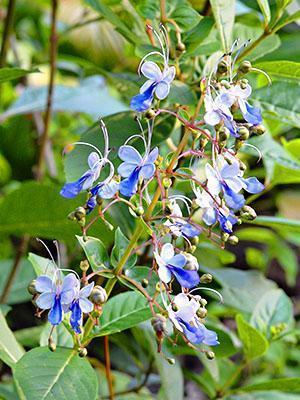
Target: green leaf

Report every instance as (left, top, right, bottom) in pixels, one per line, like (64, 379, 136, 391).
(0, 68, 39, 83)
(0, 310, 24, 367)
(224, 391, 300, 399)
(244, 34, 281, 62)
(91, 291, 152, 337)
(76, 235, 110, 271)
(124, 266, 158, 296)
(14, 326, 44, 348)
(236, 314, 269, 360)
(250, 216, 300, 233)
(0, 259, 35, 305)
(168, 81, 197, 106)
(0, 182, 112, 244)
(274, 10, 300, 32)
(255, 61, 300, 82)
(184, 17, 215, 55)
(170, 1, 202, 31)
(257, 0, 271, 24)
(240, 378, 300, 393)
(203, 266, 276, 313)
(28, 253, 57, 276)
(210, 0, 235, 53)
(40, 323, 73, 348)
(250, 289, 294, 339)
(84, 0, 139, 44)
(13, 347, 98, 400)
(110, 227, 137, 270)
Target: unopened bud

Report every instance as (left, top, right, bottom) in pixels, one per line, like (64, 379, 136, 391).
(162, 177, 172, 189)
(48, 337, 56, 352)
(172, 303, 179, 312)
(200, 298, 207, 307)
(228, 235, 239, 245)
(240, 205, 257, 221)
(166, 357, 176, 365)
(67, 211, 76, 221)
(90, 285, 107, 305)
(141, 278, 149, 288)
(190, 236, 199, 246)
(80, 260, 89, 272)
(78, 347, 88, 357)
(217, 59, 229, 75)
(206, 351, 215, 360)
(220, 80, 231, 89)
(103, 219, 114, 231)
(145, 109, 156, 119)
(200, 273, 213, 284)
(234, 139, 244, 151)
(176, 42, 186, 52)
(184, 253, 199, 271)
(238, 60, 252, 75)
(27, 279, 38, 295)
(197, 307, 207, 318)
(75, 207, 86, 221)
(221, 232, 230, 242)
(134, 206, 144, 216)
(218, 127, 230, 142)
(250, 124, 266, 136)
(238, 127, 249, 140)
(239, 161, 247, 171)
(151, 314, 167, 334)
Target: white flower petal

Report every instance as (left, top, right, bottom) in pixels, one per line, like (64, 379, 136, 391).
(88, 152, 100, 170)
(36, 292, 55, 310)
(162, 66, 176, 84)
(158, 265, 172, 283)
(35, 276, 54, 293)
(204, 110, 221, 126)
(155, 81, 170, 100)
(141, 61, 162, 80)
(161, 243, 175, 261)
(79, 297, 94, 313)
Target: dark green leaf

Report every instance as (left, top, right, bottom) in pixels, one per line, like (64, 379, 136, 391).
(0, 68, 39, 83)
(76, 235, 110, 271)
(239, 378, 300, 393)
(0, 310, 24, 367)
(210, 0, 235, 53)
(111, 227, 137, 269)
(170, 1, 202, 31)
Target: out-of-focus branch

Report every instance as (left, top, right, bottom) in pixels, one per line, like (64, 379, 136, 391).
(104, 335, 114, 400)
(0, 0, 16, 67)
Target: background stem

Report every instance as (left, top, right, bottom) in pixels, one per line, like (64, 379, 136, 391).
(0, 0, 16, 67)
(104, 335, 114, 400)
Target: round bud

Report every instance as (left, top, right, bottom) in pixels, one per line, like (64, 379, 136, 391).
(184, 253, 199, 271)
(217, 59, 229, 75)
(151, 314, 167, 334)
(78, 347, 88, 357)
(241, 79, 249, 85)
(206, 351, 215, 360)
(145, 109, 156, 119)
(162, 177, 172, 189)
(27, 279, 38, 295)
(155, 282, 165, 292)
(200, 273, 213, 284)
(221, 232, 230, 242)
(250, 124, 266, 136)
(220, 80, 231, 89)
(239, 161, 247, 171)
(200, 298, 208, 307)
(237, 218, 243, 225)
(218, 127, 230, 142)
(190, 236, 199, 246)
(90, 285, 107, 305)
(141, 278, 149, 288)
(75, 207, 86, 221)
(176, 42, 186, 52)
(238, 60, 252, 75)
(234, 139, 244, 151)
(96, 196, 103, 206)
(189, 245, 197, 254)
(134, 206, 144, 216)
(228, 235, 239, 245)
(68, 211, 76, 221)
(80, 260, 89, 272)
(240, 205, 257, 221)
(172, 303, 179, 312)
(103, 219, 114, 231)
(238, 127, 249, 140)
(48, 337, 56, 352)
(197, 307, 207, 318)
(219, 140, 227, 149)
(166, 357, 176, 365)
(240, 82, 247, 90)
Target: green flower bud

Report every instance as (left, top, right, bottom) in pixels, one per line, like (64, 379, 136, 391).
(250, 124, 266, 136)
(240, 205, 257, 221)
(221, 232, 230, 242)
(238, 60, 252, 75)
(172, 303, 179, 312)
(162, 177, 172, 189)
(78, 347, 88, 357)
(218, 127, 230, 142)
(200, 273, 213, 284)
(197, 307, 207, 318)
(145, 109, 156, 119)
(200, 298, 208, 307)
(200, 137, 208, 150)
(75, 207, 86, 221)
(238, 127, 249, 140)
(134, 206, 144, 216)
(141, 278, 149, 288)
(190, 236, 199, 246)
(234, 139, 245, 151)
(206, 351, 215, 360)
(166, 357, 176, 365)
(80, 260, 89, 272)
(67, 211, 76, 221)
(184, 253, 199, 271)
(48, 337, 56, 352)
(228, 235, 239, 245)
(27, 279, 38, 295)
(239, 161, 247, 171)
(90, 285, 107, 305)
(220, 80, 231, 89)
(217, 59, 229, 75)
(176, 42, 186, 52)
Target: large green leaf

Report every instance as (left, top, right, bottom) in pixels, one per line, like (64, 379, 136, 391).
(0, 310, 24, 368)
(0, 182, 112, 244)
(28, 253, 57, 276)
(0, 259, 35, 305)
(91, 291, 152, 338)
(0, 68, 39, 83)
(236, 314, 269, 360)
(76, 235, 110, 271)
(250, 216, 300, 233)
(255, 61, 300, 82)
(13, 347, 98, 400)
(225, 391, 300, 399)
(184, 17, 215, 56)
(245, 34, 281, 62)
(239, 378, 300, 393)
(210, 0, 235, 53)
(203, 266, 276, 313)
(274, 10, 300, 32)
(169, 0, 202, 31)
(257, 0, 271, 24)
(40, 323, 73, 348)
(250, 289, 294, 338)
(110, 227, 137, 270)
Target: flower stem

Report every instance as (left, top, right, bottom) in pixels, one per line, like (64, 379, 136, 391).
(104, 335, 114, 400)
(0, 0, 16, 67)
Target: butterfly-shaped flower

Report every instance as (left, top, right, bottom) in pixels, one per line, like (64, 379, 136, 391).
(60, 152, 102, 199)
(168, 293, 219, 346)
(164, 200, 201, 239)
(154, 243, 199, 289)
(35, 273, 78, 326)
(118, 145, 158, 197)
(86, 179, 119, 214)
(130, 61, 176, 112)
(69, 282, 94, 334)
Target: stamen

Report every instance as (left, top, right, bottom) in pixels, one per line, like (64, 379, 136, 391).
(36, 238, 57, 273)
(242, 143, 263, 163)
(189, 287, 223, 303)
(138, 51, 165, 76)
(53, 240, 61, 270)
(64, 142, 103, 159)
(99, 119, 110, 157)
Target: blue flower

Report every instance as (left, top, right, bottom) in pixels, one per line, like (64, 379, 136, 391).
(130, 60, 175, 112)
(85, 180, 119, 214)
(35, 273, 78, 326)
(227, 84, 262, 125)
(69, 282, 94, 334)
(118, 145, 158, 197)
(164, 200, 201, 239)
(154, 243, 199, 289)
(61, 152, 102, 198)
(168, 293, 219, 346)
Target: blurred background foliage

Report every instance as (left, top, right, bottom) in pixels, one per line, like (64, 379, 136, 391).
(0, 0, 300, 399)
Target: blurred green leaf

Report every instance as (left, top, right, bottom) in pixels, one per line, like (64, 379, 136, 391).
(0, 382, 19, 400)
(255, 61, 300, 82)
(239, 377, 300, 393)
(274, 10, 300, 32)
(0, 310, 24, 368)
(14, 326, 44, 347)
(224, 391, 300, 399)
(91, 291, 152, 337)
(28, 252, 57, 277)
(210, 0, 235, 53)
(236, 314, 269, 360)
(170, 1, 202, 31)
(124, 266, 158, 296)
(184, 17, 215, 55)
(13, 347, 98, 400)
(168, 81, 197, 105)
(243, 34, 281, 62)
(250, 216, 300, 233)
(257, 0, 271, 24)
(77, 235, 110, 271)
(0, 68, 39, 83)
(111, 227, 137, 269)
(40, 323, 73, 348)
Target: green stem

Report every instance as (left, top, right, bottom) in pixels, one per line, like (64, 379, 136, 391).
(0, 0, 16, 67)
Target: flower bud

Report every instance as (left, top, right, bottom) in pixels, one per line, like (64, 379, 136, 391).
(220, 80, 231, 89)
(68, 211, 76, 221)
(78, 347, 88, 357)
(162, 177, 172, 189)
(218, 127, 230, 142)
(96, 196, 103, 206)
(240, 205, 257, 221)
(176, 42, 186, 52)
(166, 357, 176, 365)
(141, 278, 149, 288)
(184, 253, 199, 271)
(206, 351, 215, 360)
(172, 303, 179, 312)
(197, 307, 207, 318)
(239, 161, 247, 171)
(27, 279, 38, 295)
(200, 273, 213, 284)
(190, 236, 199, 246)
(80, 260, 89, 272)
(221, 232, 230, 242)
(234, 139, 244, 151)
(228, 235, 239, 245)
(145, 109, 156, 119)
(199, 298, 207, 307)
(238, 60, 252, 75)
(48, 337, 56, 352)
(75, 207, 86, 221)
(151, 314, 167, 335)
(217, 59, 229, 75)
(134, 206, 144, 216)
(103, 219, 114, 231)
(238, 126, 249, 140)
(250, 124, 266, 136)
(90, 285, 107, 305)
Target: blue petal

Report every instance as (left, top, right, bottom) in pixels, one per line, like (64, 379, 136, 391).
(241, 177, 264, 194)
(70, 300, 82, 334)
(218, 211, 237, 234)
(86, 196, 97, 214)
(48, 296, 63, 325)
(181, 223, 201, 238)
(169, 265, 199, 289)
(179, 319, 205, 344)
(243, 102, 262, 125)
(130, 83, 156, 112)
(222, 183, 245, 210)
(60, 174, 91, 198)
(119, 167, 140, 197)
(90, 183, 103, 196)
(223, 115, 238, 137)
(203, 208, 217, 226)
(202, 326, 219, 346)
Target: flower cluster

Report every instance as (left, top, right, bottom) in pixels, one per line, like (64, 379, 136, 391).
(30, 32, 267, 357)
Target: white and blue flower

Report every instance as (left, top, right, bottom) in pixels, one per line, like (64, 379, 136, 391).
(164, 200, 201, 239)
(69, 282, 94, 334)
(154, 243, 199, 289)
(227, 83, 262, 125)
